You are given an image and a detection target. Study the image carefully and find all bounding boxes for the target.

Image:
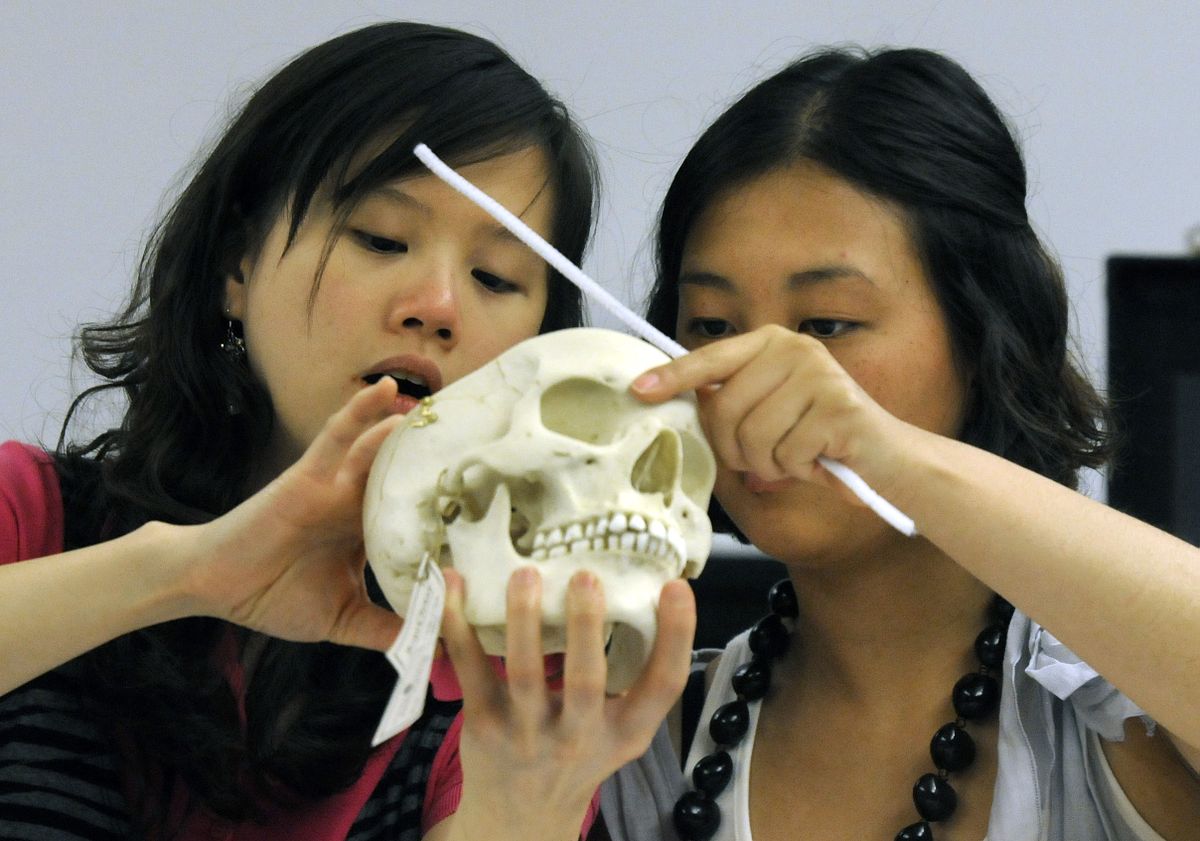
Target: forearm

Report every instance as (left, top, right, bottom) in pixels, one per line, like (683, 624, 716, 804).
(1, 521, 196, 693)
(890, 429, 1200, 745)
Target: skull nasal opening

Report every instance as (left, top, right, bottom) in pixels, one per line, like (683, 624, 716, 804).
(632, 429, 681, 502)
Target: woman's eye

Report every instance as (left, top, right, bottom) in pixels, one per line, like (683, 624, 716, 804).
(800, 319, 856, 338)
(472, 268, 520, 293)
(354, 231, 408, 254)
(687, 318, 735, 339)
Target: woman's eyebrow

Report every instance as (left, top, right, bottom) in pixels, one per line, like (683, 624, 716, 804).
(678, 271, 734, 291)
(789, 265, 877, 288)
(679, 266, 876, 290)
(369, 186, 525, 245)
(371, 186, 430, 216)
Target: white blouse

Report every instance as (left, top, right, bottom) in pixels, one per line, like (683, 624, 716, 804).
(600, 611, 1164, 841)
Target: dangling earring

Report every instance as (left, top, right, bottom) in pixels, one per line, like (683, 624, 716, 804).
(220, 319, 246, 361)
(219, 316, 247, 415)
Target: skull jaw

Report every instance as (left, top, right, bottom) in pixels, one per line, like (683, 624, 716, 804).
(473, 623, 614, 655)
(471, 620, 652, 694)
(455, 520, 681, 693)
(470, 621, 653, 695)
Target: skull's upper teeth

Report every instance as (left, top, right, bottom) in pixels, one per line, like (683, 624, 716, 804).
(527, 512, 686, 566)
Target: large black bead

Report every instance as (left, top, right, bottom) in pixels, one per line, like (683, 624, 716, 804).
(693, 751, 734, 797)
(930, 722, 976, 772)
(897, 815, 931, 835)
(709, 699, 750, 745)
(895, 821, 935, 841)
(748, 614, 790, 659)
(767, 578, 799, 618)
(731, 658, 772, 701)
(952, 673, 1000, 720)
(913, 773, 958, 822)
(674, 790, 721, 841)
(974, 622, 1007, 669)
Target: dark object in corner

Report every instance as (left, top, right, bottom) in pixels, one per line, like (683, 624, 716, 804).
(1107, 254, 1200, 546)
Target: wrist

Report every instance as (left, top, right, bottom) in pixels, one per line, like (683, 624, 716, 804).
(442, 792, 592, 841)
(849, 413, 935, 505)
(880, 427, 983, 536)
(125, 520, 205, 625)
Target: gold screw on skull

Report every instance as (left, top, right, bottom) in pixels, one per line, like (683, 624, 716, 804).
(410, 396, 438, 428)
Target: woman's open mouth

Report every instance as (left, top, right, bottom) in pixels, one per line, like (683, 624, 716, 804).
(363, 371, 433, 400)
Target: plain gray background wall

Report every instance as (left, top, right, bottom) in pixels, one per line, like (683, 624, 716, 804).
(3, 1, 1198, 506)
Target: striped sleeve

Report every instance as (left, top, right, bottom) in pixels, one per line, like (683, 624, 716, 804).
(0, 667, 133, 840)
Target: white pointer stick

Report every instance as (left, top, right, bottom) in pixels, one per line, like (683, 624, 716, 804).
(413, 143, 917, 537)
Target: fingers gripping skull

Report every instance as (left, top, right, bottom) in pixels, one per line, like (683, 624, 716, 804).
(363, 328, 716, 691)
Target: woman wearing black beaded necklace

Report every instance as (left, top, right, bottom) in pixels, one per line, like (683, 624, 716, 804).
(596, 46, 1200, 841)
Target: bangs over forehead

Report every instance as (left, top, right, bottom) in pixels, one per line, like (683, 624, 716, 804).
(211, 23, 594, 327)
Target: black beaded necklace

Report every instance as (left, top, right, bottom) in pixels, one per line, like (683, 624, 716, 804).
(673, 579, 1014, 841)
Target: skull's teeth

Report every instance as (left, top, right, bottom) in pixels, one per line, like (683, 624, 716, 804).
(527, 512, 686, 566)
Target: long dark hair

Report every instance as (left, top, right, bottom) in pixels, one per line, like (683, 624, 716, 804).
(647, 48, 1109, 540)
(53, 21, 597, 831)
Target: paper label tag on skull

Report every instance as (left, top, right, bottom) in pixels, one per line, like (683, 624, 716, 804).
(370, 558, 446, 747)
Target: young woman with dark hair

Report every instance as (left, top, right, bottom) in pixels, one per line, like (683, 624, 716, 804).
(0, 22, 691, 841)
(601, 47, 1200, 840)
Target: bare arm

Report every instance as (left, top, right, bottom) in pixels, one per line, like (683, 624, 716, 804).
(1, 378, 405, 695)
(893, 430, 1200, 837)
(2, 521, 191, 694)
(633, 326, 1200, 750)
(886, 426, 1200, 751)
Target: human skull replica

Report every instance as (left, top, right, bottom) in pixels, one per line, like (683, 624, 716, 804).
(364, 327, 716, 691)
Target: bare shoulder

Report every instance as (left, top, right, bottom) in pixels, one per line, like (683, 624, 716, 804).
(1102, 721, 1200, 840)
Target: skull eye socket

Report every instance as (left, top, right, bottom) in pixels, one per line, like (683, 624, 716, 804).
(540, 378, 626, 444)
